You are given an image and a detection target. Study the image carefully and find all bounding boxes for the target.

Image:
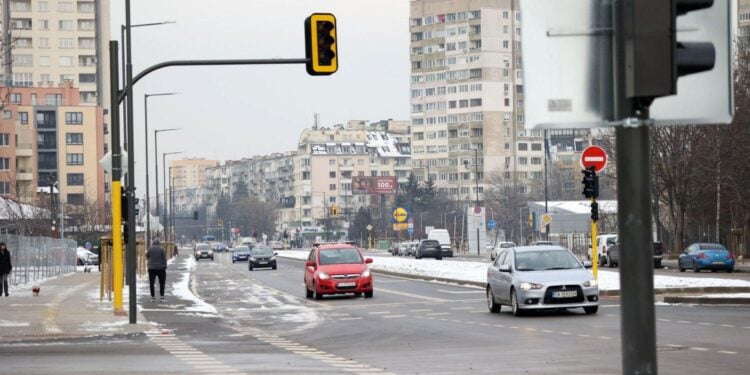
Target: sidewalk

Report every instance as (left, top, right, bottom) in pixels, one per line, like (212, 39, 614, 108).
(0, 271, 152, 341)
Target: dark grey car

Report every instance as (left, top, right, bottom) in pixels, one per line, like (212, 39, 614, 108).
(416, 239, 442, 260)
(248, 246, 277, 271)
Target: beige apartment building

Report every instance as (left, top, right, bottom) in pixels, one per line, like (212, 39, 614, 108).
(0, 85, 105, 211)
(295, 120, 411, 229)
(170, 158, 219, 190)
(410, 0, 546, 203)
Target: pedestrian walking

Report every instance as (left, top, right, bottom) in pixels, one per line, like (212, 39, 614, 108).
(146, 238, 167, 303)
(0, 242, 12, 297)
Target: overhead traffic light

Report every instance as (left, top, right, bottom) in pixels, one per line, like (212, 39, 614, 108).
(622, 0, 716, 100)
(305, 13, 338, 76)
(581, 167, 599, 199)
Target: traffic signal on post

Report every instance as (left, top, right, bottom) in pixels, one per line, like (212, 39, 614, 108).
(133, 197, 140, 216)
(123, 223, 129, 244)
(305, 13, 338, 76)
(120, 191, 128, 222)
(622, 0, 715, 100)
(591, 202, 600, 222)
(581, 167, 599, 199)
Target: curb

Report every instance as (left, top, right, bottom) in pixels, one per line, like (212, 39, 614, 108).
(370, 268, 485, 288)
(601, 286, 750, 297)
(663, 295, 750, 305)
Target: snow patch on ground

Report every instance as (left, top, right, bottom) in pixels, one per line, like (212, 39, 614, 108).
(695, 293, 750, 298)
(277, 251, 750, 291)
(171, 257, 218, 315)
(176, 312, 220, 318)
(0, 320, 30, 327)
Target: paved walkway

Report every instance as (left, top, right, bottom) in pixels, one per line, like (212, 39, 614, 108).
(0, 271, 152, 341)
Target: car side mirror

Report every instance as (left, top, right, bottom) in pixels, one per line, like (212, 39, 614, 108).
(274, 252, 278, 256)
(498, 264, 511, 272)
(583, 260, 593, 269)
(366, 258, 373, 264)
(305, 261, 315, 269)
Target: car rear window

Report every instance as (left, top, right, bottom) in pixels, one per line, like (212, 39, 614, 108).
(319, 247, 363, 265)
(422, 240, 440, 246)
(699, 244, 726, 250)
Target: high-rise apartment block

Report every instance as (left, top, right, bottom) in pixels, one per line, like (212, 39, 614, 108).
(410, 0, 546, 202)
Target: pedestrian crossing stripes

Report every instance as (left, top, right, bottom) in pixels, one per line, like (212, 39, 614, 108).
(146, 330, 245, 374)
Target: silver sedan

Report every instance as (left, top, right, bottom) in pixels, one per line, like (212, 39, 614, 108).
(486, 245, 599, 316)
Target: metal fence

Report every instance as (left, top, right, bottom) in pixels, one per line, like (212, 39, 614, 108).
(0, 234, 77, 287)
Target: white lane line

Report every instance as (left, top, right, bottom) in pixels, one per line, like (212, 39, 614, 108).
(559, 332, 572, 335)
(383, 315, 407, 318)
(690, 347, 710, 351)
(718, 351, 737, 355)
(426, 312, 449, 316)
(698, 322, 713, 326)
(340, 317, 364, 321)
(368, 311, 391, 315)
(376, 287, 449, 302)
(410, 309, 433, 312)
(451, 307, 475, 310)
(526, 328, 537, 332)
(451, 320, 462, 323)
(720, 324, 735, 328)
(469, 310, 487, 313)
(542, 330, 554, 333)
(677, 320, 691, 324)
(658, 319, 671, 322)
(597, 336, 612, 340)
(437, 289, 484, 294)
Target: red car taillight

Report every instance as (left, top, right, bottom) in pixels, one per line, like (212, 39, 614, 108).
(727, 252, 734, 259)
(696, 252, 707, 259)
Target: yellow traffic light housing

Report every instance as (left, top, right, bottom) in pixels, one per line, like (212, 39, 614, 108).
(330, 204, 339, 216)
(305, 13, 338, 76)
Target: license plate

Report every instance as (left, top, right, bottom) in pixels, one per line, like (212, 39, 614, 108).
(552, 291, 578, 298)
(258, 261, 267, 264)
(338, 282, 356, 287)
(712, 261, 724, 265)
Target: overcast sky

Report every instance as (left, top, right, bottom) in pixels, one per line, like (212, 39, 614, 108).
(109, 0, 410, 194)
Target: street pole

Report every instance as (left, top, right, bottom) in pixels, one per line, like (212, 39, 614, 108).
(613, 1, 657, 372)
(108, 41, 124, 313)
(154, 129, 180, 235)
(474, 148, 480, 256)
(144, 93, 177, 246)
(544, 129, 550, 240)
(124, 0, 138, 324)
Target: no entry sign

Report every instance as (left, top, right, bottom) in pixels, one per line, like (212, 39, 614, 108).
(580, 146, 608, 173)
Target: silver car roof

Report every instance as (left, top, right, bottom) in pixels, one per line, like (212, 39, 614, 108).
(511, 245, 569, 253)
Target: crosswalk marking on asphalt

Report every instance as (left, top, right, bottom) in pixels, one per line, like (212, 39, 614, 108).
(146, 330, 246, 375)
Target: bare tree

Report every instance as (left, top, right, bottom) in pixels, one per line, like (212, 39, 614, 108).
(485, 169, 543, 245)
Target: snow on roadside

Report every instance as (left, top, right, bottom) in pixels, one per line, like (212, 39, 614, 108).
(171, 256, 218, 315)
(695, 293, 750, 298)
(276, 251, 750, 291)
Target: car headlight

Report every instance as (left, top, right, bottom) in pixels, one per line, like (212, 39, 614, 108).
(318, 271, 330, 280)
(249, 257, 256, 261)
(584, 279, 598, 287)
(520, 282, 544, 290)
(361, 269, 371, 278)
(270, 256, 276, 261)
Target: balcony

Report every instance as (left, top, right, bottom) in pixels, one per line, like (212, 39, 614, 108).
(16, 172, 33, 181)
(16, 144, 33, 157)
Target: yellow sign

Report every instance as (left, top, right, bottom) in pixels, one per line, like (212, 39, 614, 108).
(392, 207, 408, 223)
(330, 205, 339, 216)
(393, 223, 408, 231)
(542, 214, 552, 226)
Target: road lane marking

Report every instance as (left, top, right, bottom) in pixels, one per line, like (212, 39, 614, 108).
(658, 319, 671, 322)
(720, 324, 735, 328)
(375, 287, 449, 302)
(718, 351, 737, 355)
(559, 332, 571, 335)
(526, 328, 537, 332)
(690, 347, 709, 351)
(451, 307, 475, 310)
(437, 289, 485, 294)
(410, 309, 433, 312)
(677, 320, 691, 324)
(340, 317, 364, 321)
(426, 312, 449, 316)
(148, 330, 245, 374)
(698, 322, 713, 326)
(542, 329, 553, 333)
(597, 336, 612, 340)
(368, 311, 391, 315)
(469, 310, 486, 313)
(383, 315, 407, 318)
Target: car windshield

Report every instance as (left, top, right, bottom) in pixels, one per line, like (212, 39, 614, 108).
(233, 246, 250, 253)
(252, 247, 273, 256)
(319, 248, 363, 265)
(515, 250, 582, 271)
(196, 244, 210, 250)
(499, 243, 515, 248)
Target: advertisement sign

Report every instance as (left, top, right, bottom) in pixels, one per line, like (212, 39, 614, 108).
(391, 205, 411, 231)
(352, 176, 398, 194)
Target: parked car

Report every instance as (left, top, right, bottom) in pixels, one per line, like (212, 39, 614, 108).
(194, 243, 214, 261)
(76, 247, 99, 266)
(605, 240, 664, 268)
(389, 243, 401, 256)
(397, 242, 411, 256)
(210, 242, 229, 252)
(678, 243, 734, 273)
(427, 229, 453, 257)
(271, 241, 285, 250)
(416, 239, 443, 260)
(231, 246, 252, 263)
(304, 243, 373, 299)
(486, 245, 599, 316)
(248, 246, 277, 270)
(587, 234, 618, 266)
(491, 242, 517, 261)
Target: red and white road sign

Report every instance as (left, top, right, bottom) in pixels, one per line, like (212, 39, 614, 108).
(580, 146, 608, 173)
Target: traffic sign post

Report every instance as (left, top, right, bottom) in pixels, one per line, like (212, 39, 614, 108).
(487, 219, 496, 230)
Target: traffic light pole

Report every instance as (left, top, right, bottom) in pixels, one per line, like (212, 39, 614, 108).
(613, 1, 658, 373)
(590, 197, 598, 280)
(108, 41, 124, 314)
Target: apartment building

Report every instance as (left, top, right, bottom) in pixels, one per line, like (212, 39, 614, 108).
(409, 0, 545, 204)
(740, 0, 750, 39)
(295, 120, 411, 229)
(0, 85, 104, 211)
(170, 158, 219, 190)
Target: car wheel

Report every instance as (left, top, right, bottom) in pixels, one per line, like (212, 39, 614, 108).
(272, 264, 277, 270)
(436, 255, 443, 260)
(232, 259, 235, 264)
(210, 257, 214, 261)
(608, 258, 615, 268)
(491, 254, 495, 261)
(654, 261, 662, 269)
(511, 289, 524, 316)
(584, 306, 599, 315)
(364, 290, 374, 298)
(728, 268, 734, 273)
(305, 286, 314, 299)
(487, 287, 501, 313)
(314, 287, 324, 300)
(195, 257, 199, 261)
(711, 269, 718, 273)
(692, 262, 699, 272)
(416, 253, 422, 259)
(248, 264, 254, 271)
(679, 265, 685, 272)
(599, 256, 607, 267)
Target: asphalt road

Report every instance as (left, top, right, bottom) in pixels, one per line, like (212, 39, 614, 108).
(2, 252, 749, 374)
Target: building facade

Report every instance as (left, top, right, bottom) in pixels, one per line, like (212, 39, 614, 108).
(409, 0, 545, 205)
(170, 158, 219, 190)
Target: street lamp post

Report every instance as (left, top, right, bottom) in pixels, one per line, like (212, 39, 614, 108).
(155, 129, 180, 226)
(144, 93, 177, 246)
(419, 211, 430, 238)
(443, 211, 456, 228)
(162, 151, 182, 237)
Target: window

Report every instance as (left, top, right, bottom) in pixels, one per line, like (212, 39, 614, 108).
(39, 56, 51, 67)
(59, 20, 74, 30)
(0, 134, 9, 146)
(66, 133, 83, 145)
(531, 157, 542, 165)
(9, 93, 22, 104)
(329, 184, 336, 191)
(519, 157, 528, 165)
(531, 143, 542, 151)
(13, 73, 33, 87)
(518, 143, 528, 151)
(65, 112, 83, 124)
(20, 112, 29, 124)
(66, 153, 84, 165)
(13, 54, 33, 66)
(59, 56, 74, 67)
(329, 171, 336, 178)
(59, 38, 75, 48)
(3, 111, 11, 119)
(0, 157, 9, 170)
(39, 20, 50, 30)
(329, 159, 336, 165)
(0, 181, 10, 195)
(67, 194, 85, 205)
(67, 173, 84, 186)
(58, 2, 74, 12)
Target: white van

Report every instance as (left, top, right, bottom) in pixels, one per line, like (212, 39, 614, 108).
(588, 234, 618, 266)
(427, 229, 453, 257)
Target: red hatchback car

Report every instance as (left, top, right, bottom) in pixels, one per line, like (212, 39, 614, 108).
(304, 244, 374, 300)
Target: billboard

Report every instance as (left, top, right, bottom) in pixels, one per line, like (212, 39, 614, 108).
(352, 176, 397, 194)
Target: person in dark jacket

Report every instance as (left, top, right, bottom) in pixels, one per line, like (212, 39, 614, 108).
(0, 242, 12, 297)
(146, 238, 167, 302)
